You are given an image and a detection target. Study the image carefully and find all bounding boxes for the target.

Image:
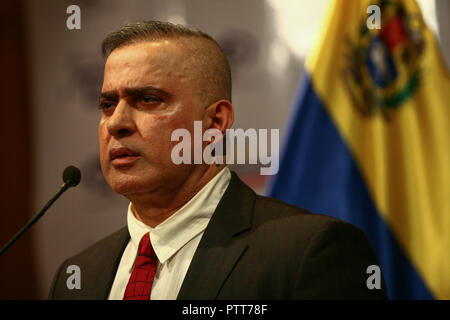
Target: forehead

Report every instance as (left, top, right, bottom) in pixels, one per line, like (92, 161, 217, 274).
(102, 40, 191, 91)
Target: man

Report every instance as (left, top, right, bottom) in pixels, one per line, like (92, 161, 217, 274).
(49, 21, 388, 299)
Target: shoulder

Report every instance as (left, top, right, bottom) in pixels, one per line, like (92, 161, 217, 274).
(252, 194, 362, 240)
(66, 226, 129, 263)
(249, 194, 377, 267)
(52, 226, 129, 275)
(48, 227, 129, 299)
(228, 171, 369, 252)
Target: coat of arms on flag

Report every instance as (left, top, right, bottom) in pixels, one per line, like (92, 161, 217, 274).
(343, 0, 424, 117)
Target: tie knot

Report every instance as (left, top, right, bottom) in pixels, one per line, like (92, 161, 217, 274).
(137, 232, 155, 258)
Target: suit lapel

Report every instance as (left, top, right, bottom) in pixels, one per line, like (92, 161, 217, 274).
(177, 172, 255, 299)
(52, 226, 130, 300)
(86, 227, 130, 299)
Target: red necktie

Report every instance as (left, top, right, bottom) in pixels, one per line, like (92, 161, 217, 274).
(123, 232, 158, 300)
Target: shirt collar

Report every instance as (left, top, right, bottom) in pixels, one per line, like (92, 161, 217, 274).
(127, 167, 231, 264)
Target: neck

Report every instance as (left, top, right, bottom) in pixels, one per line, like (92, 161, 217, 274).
(129, 164, 226, 228)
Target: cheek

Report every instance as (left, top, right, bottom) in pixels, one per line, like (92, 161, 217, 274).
(98, 125, 110, 167)
(98, 126, 107, 150)
(138, 114, 195, 166)
(140, 120, 177, 160)
(140, 110, 189, 140)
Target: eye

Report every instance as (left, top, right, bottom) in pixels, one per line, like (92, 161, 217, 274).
(99, 101, 116, 112)
(140, 95, 160, 104)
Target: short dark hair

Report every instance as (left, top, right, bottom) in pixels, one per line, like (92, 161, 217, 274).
(101, 21, 232, 103)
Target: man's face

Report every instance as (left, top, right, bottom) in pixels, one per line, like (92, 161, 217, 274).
(99, 40, 205, 198)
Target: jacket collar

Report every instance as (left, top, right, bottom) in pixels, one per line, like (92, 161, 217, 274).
(177, 171, 255, 299)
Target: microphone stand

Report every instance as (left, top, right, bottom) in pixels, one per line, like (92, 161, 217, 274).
(0, 180, 76, 257)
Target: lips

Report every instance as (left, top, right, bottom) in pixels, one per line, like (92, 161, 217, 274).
(109, 147, 140, 167)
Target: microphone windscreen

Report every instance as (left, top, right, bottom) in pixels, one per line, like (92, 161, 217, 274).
(63, 165, 81, 187)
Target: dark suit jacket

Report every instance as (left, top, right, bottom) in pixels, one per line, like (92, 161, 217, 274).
(48, 172, 388, 299)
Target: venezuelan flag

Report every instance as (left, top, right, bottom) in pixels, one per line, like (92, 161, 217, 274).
(269, 0, 449, 299)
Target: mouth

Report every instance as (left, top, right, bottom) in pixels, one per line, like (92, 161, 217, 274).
(109, 147, 141, 167)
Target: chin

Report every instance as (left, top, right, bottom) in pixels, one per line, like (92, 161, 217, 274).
(109, 172, 164, 196)
(105, 165, 193, 196)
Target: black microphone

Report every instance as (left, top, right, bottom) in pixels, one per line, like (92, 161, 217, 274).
(0, 165, 81, 257)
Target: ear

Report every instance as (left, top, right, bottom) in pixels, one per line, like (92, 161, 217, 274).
(203, 99, 234, 134)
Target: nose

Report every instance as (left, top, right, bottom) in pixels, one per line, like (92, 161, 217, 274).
(106, 101, 136, 138)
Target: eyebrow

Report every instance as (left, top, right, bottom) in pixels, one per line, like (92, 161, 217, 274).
(99, 86, 171, 100)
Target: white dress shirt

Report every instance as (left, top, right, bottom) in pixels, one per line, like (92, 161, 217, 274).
(108, 167, 231, 300)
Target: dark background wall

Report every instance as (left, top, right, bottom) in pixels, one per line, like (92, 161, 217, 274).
(0, 0, 37, 299)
